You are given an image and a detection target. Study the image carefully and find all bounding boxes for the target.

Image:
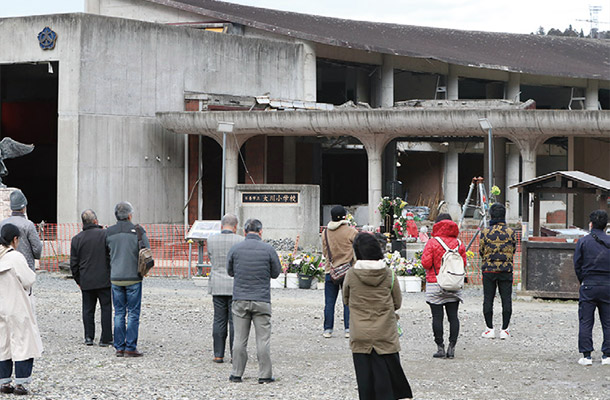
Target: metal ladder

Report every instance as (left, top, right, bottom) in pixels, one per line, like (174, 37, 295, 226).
(568, 88, 586, 110)
(458, 177, 492, 250)
(434, 75, 446, 100)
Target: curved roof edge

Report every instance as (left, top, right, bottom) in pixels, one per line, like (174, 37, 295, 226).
(146, 0, 610, 81)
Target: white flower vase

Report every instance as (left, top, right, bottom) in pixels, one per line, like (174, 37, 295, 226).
(403, 276, 422, 293)
(285, 273, 299, 289)
(270, 275, 286, 289)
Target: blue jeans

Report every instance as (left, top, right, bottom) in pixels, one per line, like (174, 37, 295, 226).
(0, 358, 34, 385)
(112, 282, 142, 352)
(324, 274, 349, 332)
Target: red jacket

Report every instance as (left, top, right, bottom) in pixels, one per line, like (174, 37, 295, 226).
(421, 220, 467, 283)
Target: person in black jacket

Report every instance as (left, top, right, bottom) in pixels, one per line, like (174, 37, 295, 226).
(574, 209, 610, 366)
(70, 209, 112, 347)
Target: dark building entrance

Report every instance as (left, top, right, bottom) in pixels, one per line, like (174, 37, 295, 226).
(0, 62, 58, 223)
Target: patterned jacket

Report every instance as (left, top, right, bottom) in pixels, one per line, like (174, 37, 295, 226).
(206, 230, 244, 296)
(479, 222, 517, 273)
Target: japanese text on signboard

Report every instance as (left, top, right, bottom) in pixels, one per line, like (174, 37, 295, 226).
(242, 193, 299, 204)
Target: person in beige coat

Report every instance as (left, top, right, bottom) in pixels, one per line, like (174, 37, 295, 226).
(343, 232, 412, 400)
(0, 224, 43, 396)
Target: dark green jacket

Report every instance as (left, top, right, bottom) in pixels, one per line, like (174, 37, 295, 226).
(479, 222, 517, 273)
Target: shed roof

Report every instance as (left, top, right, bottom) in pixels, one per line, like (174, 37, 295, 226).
(510, 171, 610, 191)
(146, 0, 610, 80)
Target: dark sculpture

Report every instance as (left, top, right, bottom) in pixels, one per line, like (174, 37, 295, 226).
(0, 137, 35, 188)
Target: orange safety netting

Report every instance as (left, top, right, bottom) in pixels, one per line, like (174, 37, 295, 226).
(36, 224, 521, 284)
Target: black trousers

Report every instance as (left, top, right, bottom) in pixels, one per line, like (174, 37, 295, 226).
(482, 272, 513, 330)
(429, 301, 460, 346)
(352, 350, 412, 400)
(82, 287, 112, 343)
(212, 295, 234, 359)
(578, 284, 610, 356)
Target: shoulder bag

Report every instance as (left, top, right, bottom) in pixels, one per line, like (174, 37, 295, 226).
(135, 225, 155, 277)
(324, 228, 351, 284)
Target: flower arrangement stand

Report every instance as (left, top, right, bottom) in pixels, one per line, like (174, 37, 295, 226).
(285, 273, 299, 289)
(270, 275, 286, 289)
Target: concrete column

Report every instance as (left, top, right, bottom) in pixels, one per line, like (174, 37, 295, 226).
(363, 138, 384, 226)
(505, 142, 520, 222)
(380, 54, 394, 108)
(519, 139, 538, 224)
(585, 79, 599, 110)
(224, 139, 240, 215)
(356, 69, 370, 104)
(283, 137, 296, 184)
(506, 72, 521, 102)
(85, 0, 101, 13)
(447, 65, 458, 100)
(443, 145, 461, 220)
(566, 136, 574, 227)
(493, 137, 506, 203)
(302, 41, 317, 102)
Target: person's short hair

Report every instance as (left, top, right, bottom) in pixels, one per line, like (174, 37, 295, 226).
(435, 213, 452, 223)
(590, 209, 608, 230)
(353, 232, 383, 261)
(81, 209, 97, 225)
(0, 223, 20, 246)
(114, 201, 134, 221)
(221, 214, 238, 228)
(489, 203, 506, 220)
(244, 218, 262, 233)
(331, 205, 347, 222)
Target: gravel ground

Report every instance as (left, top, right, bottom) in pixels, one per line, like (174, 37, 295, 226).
(13, 272, 609, 400)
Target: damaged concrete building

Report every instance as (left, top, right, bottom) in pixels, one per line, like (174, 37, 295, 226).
(0, 0, 608, 229)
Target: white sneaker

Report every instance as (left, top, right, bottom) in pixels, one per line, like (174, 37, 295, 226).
(578, 357, 593, 366)
(344, 330, 350, 339)
(322, 331, 332, 339)
(500, 329, 510, 340)
(602, 356, 610, 365)
(481, 328, 495, 339)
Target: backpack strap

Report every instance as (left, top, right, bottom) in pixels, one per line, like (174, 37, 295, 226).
(435, 237, 461, 251)
(591, 233, 610, 250)
(324, 228, 333, 266)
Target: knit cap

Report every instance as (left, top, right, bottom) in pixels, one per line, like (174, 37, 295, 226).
(10, 189, 28, 210)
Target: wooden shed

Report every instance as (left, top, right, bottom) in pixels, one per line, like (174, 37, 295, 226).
(510, 171, 610, 299)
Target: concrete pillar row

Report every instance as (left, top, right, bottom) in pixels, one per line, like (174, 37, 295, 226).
(380, 54, 394, 108)
(585, 79, 599, 110)
(506, 72, 521, 102)
(301, 41, 317, 102)
(447, 64, 459, 100)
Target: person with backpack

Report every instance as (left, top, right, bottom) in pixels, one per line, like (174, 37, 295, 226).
(479, 203, 517, 340)
(421, 214, 466, 359)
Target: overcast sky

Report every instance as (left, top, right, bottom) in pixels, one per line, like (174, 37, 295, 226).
(0, 0, 603, 35)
